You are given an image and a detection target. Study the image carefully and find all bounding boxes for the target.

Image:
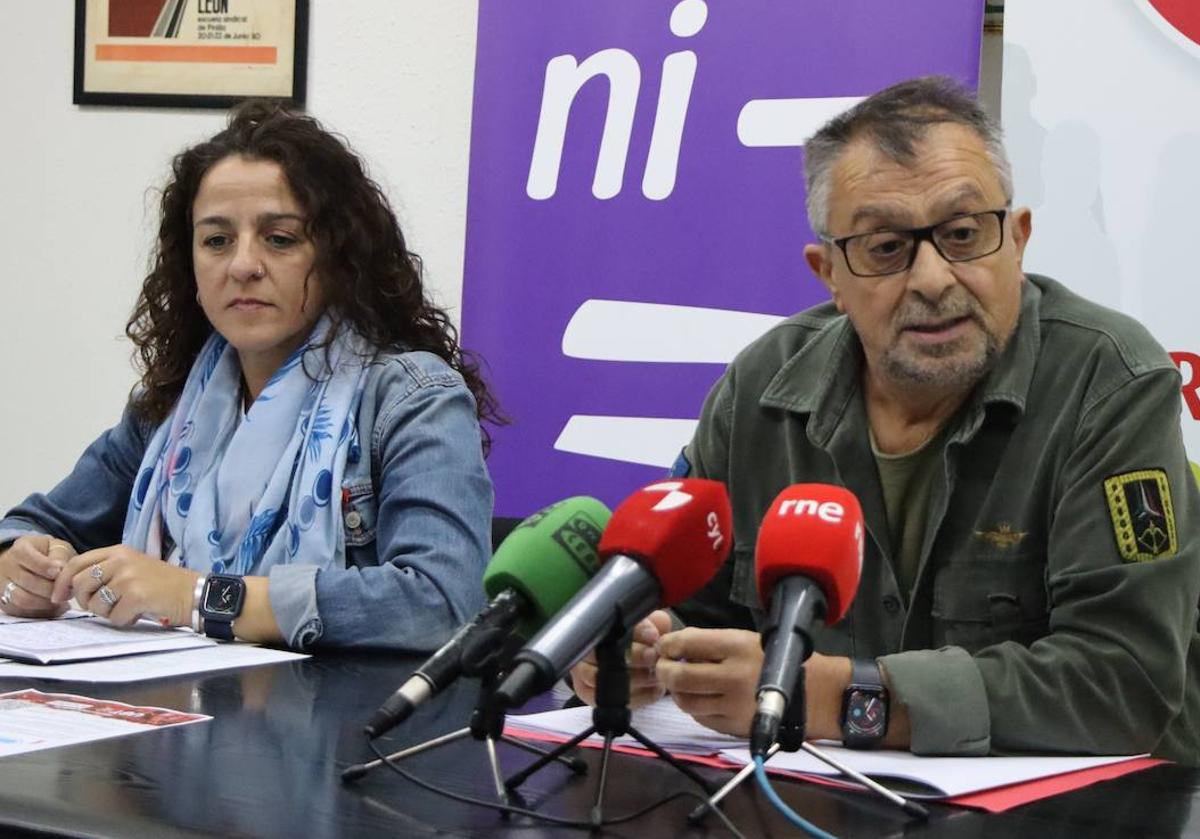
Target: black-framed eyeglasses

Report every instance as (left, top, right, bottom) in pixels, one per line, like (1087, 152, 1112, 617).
(824, 209, 1008, 278)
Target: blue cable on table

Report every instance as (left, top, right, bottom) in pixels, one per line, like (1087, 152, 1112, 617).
(753, 755, 839, 839)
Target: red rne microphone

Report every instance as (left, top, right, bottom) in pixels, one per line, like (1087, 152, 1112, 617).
(493, 479, 731, 709)
(756, 485, 863, 624)
(750, 484, 864, 756)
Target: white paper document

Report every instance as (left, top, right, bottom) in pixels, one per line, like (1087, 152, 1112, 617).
(0, 644, 308, 683)
(508, 697, 747, 754)
(0, 688, 209, 758)
(717, 746, 1146, 798)
(508, 698, 1147, 798)
(0, 610, 91, 626)
(0, 614, 213, 664)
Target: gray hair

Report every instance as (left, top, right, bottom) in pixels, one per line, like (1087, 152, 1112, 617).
(803, 76, 1013, 237)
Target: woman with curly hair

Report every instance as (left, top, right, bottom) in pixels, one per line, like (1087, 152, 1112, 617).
(0, 101, 497, 652)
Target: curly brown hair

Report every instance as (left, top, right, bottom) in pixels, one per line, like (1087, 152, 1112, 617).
(126, 99, 500, 450)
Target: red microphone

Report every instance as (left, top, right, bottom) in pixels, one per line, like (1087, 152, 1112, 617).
(493, 479, 731, 709)
(750, 484, 864, 756)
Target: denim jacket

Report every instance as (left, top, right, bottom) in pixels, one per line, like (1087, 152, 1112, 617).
(0, 351, 492, 653)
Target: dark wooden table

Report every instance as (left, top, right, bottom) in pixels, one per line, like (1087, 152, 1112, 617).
(0, 651, 1195, 837)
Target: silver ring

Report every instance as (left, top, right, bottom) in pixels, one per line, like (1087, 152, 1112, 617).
(90, 565, 105, 582)
(0, 581, 15, 607)
(97, 585, 119, 607)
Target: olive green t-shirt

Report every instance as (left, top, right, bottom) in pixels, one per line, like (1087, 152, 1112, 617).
(871, 426, 948, 604)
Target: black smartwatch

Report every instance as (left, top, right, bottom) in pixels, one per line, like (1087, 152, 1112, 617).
(199, 574, 247, 641)
(840, 659, 889, 749)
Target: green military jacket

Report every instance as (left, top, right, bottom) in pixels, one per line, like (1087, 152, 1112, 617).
(678, 274, 1200, 762)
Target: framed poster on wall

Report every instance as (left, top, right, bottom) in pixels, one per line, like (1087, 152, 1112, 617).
(73, 0, 308, 108)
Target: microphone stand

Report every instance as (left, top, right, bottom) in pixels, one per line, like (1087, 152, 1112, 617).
(501, 624, 717, 828)
(687, 666, 929, 823)
(341, 638, 587, 802)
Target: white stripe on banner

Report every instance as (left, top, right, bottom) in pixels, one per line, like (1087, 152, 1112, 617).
(562, 299, 784, 364)
(737, 96, 866, 147)
(554, 416, 699, 467)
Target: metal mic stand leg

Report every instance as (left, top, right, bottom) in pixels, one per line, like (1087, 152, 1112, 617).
(498, 733, 589, 766)
(619, 724, 717, 792)
(503, 723, 597, 791)
(504, 630, 716, 829)
(343, 667, 585, 790)
(483, 730, 509, 805)
(689, 663, 808, 822)
(341, 727, 473, 782)
(687, 663, 929, 823)
(467, 668, 587, 805)
(799, 741, 929, 820)
(469, 671, 586, 804)
(687, 742, 781, 823)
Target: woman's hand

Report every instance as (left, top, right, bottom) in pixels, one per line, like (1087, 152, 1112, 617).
(569, 609, 672, 709)
(52, 545, 200, 628)
(0, 535, 74, 618)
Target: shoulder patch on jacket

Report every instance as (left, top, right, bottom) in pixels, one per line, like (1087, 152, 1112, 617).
(669, 448, 692, 478)
(1104, 469, 1176, 562)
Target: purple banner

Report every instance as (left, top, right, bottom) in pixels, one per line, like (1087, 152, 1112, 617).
(462, 0, 983, 516)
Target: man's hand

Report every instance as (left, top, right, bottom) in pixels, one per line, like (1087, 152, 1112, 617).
(800, 652, 853, 742)
(655, 627, 764, 736)
(0, 535, 74, 618)
(657, 627, 855, 742)
(52, 545, 200, 628)
(569, 609, 672, 708)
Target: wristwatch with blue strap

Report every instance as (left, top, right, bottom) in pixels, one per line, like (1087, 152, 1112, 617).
(195, 574, 247, 640)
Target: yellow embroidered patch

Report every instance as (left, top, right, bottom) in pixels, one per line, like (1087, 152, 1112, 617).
(1104, 469, 1176, 562)
(974, 522, 1027, 549)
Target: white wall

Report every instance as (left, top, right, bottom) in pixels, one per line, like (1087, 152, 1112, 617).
(0, 5, 1000, 513)
(0, 1, 478, 510)
(1001, 1, 1200, 461)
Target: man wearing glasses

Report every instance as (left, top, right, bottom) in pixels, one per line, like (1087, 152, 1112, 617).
(572, 77, 1199, 761)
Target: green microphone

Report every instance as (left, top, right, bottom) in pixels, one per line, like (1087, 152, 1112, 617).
(363, 497, 609, 738)
(483, 496, 610, 641)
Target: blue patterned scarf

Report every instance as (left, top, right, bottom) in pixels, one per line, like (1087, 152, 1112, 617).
(123, 317, 370, 576)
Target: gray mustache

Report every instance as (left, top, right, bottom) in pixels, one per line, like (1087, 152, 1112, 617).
(894, 295, 980, 330)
